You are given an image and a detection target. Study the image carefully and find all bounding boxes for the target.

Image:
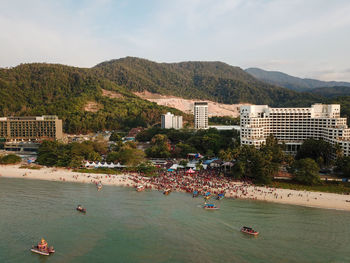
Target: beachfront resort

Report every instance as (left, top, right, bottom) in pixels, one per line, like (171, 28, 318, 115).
(0, 103, 349, 207)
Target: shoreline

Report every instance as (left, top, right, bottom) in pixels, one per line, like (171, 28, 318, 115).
(1, 164, 350, 212)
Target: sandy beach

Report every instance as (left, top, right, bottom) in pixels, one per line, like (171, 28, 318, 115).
(1, 164, 349, 211)
(0, 164, 136, 187)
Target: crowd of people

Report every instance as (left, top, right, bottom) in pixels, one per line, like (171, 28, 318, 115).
(129, 169, 257, 198)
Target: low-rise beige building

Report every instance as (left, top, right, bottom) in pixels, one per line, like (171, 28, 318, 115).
(0, 115, 63, 141)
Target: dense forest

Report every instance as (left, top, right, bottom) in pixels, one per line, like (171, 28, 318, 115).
(311, 87, 350, 98)
(93, 57, 321, 106)
(0, 57, 349, 134)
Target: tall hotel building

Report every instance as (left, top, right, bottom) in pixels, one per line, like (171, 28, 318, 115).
(194, 102, 208, 129)
(240, 104, 350, 156)
(161, 112, 183, 129)
(0, 115, 63, 141)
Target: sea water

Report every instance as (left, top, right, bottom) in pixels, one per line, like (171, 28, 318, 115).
(0, 177, 349, 263)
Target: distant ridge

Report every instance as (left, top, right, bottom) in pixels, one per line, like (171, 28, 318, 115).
(245, 67, 350, 92)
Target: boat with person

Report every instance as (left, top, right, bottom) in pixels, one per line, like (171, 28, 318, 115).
(163, 189, 171, 195)
(31, 238, 55, 256)
(204, 192, 211, 200)
(76, 204, 86, 213)
(203, 203, 219, 210)
(241, 226, 259, 236)
(136, 185, 145, 192)
(217, 193, 225, 200)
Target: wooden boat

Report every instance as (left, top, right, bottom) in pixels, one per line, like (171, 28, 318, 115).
(76, 205, 86, 213)
(193, 191, 199, 198)
(163, 189, 171, 195)
(203, 204, 219, 210)
(136, 185, 145, 192)
(31, 238, 55, 256)
(241, 226, 259, 236)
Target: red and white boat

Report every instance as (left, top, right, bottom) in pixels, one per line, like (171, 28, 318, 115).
(31, 238, 55, 256)
(241, 226, 259, 236)
(203, 204, 219, 210)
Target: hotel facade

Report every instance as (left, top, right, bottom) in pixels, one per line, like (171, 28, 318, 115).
(0, 115, 63, 142)
(240, 104, 350, 156)
(194, 102, 208, 129)
(161, 112, 183, 129)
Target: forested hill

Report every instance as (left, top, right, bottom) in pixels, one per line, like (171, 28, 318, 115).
(310, 86, 350, 98)
(0, 63, 189, 133)
(93, 57, 320, 107)
(245, 67, 350, 92)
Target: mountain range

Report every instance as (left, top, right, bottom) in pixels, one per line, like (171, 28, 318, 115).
(93, 57, 320, 106)
(245, 67, 350, 93)
(0, 57, 349, 133)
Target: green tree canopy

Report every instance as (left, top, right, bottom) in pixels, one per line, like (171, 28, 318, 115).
(109, 132, 122, 142)
(335, 156, 350, 178)
(291, 158, 321, 185)
(296, 138, 334, 166)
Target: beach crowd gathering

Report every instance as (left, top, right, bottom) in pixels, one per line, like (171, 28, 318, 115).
(1, 164, 350, 211)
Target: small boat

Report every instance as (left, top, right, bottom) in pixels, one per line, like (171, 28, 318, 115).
(136, 185, 145, 192)
(97, 182, 103, 191)
(204, 192, 211, 200)
(31, 238, 55, 256)
(203, 203, 219, 210)
(76, 204, 86, 213)
(241, 226, 259, 236)
(193, 191, 199, 198)
(217, 193, 225, 200)
(163, 189, 171, 195)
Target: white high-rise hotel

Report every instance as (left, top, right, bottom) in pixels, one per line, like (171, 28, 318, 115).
(240, 104, 350, 156)
(194, 102, 208, 129)
(161, 112, 183, 129)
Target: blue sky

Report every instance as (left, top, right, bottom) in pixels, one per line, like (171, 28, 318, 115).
(1, 0, 350, 81)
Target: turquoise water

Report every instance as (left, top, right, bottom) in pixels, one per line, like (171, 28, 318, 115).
(0, 178, 350, 263)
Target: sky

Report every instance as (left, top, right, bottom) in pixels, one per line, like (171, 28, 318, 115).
(1, 0, 350, 81)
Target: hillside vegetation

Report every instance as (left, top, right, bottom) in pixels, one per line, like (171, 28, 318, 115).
(94, 57, 320, 106)
(310, 86, 350, 98)
(0, 63, 189, 133)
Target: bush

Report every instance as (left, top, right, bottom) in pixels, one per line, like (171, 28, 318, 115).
(0, 154, 22, 164)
